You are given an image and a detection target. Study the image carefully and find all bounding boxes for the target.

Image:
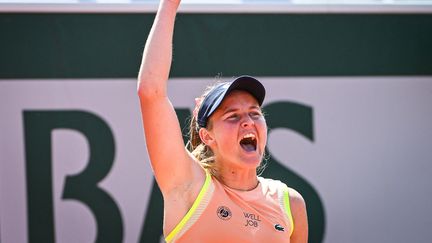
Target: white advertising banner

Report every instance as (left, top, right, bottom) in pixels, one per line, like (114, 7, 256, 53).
(1, 77, 432, 243)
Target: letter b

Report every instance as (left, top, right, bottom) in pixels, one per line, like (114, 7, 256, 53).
(23, 110, 123, 243)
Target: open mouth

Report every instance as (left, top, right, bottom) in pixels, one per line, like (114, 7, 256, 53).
(239, 133, 257, 152)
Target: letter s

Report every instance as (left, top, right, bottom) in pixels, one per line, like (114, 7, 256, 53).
(263, 102, 325, 243)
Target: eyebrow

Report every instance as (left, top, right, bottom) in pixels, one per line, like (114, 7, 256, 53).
(221, 105, 261, 115)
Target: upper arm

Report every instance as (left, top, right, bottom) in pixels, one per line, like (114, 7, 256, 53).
(138, 92, 201, 193)
(288, 188, 308, 243)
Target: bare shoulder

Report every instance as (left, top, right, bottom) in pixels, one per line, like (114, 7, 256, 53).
(287, 187, 308, 243)
(287, 187, 306, 210)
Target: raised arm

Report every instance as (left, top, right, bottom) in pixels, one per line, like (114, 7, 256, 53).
(137, 0, 202, 194)
(138, 0, 178, 90)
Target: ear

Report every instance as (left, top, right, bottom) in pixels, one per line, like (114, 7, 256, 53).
(198, 128, 215, 147)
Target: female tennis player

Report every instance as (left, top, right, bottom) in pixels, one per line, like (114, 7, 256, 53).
(137, 0, 308, 242)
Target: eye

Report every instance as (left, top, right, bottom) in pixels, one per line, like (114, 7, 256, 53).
(227, 114, 239, 120)
(250, 111, 262, 119)
(224, 113, 239, 121)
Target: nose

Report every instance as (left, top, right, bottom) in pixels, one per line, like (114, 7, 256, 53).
(241, 115, 254, 128)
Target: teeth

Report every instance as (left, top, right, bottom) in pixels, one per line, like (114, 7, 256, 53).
(243, 133, 256, 140)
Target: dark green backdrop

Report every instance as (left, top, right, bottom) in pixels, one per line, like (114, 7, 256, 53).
(1, 13, 431, 79)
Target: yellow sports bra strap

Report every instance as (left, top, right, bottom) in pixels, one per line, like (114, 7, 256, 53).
(283, 186, 295, 236)
(165, 171, 212, 242)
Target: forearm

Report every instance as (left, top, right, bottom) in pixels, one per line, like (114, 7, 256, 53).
(137, 0, 180, 98)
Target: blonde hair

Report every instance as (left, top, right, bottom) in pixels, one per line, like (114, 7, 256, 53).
(188, 83, 220, 176)
(187, 80, 268, 177)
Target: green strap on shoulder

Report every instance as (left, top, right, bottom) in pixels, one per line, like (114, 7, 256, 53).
(283, 186, 295, 236)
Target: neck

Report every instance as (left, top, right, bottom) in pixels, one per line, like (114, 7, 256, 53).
(216, 167, 259, 191)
